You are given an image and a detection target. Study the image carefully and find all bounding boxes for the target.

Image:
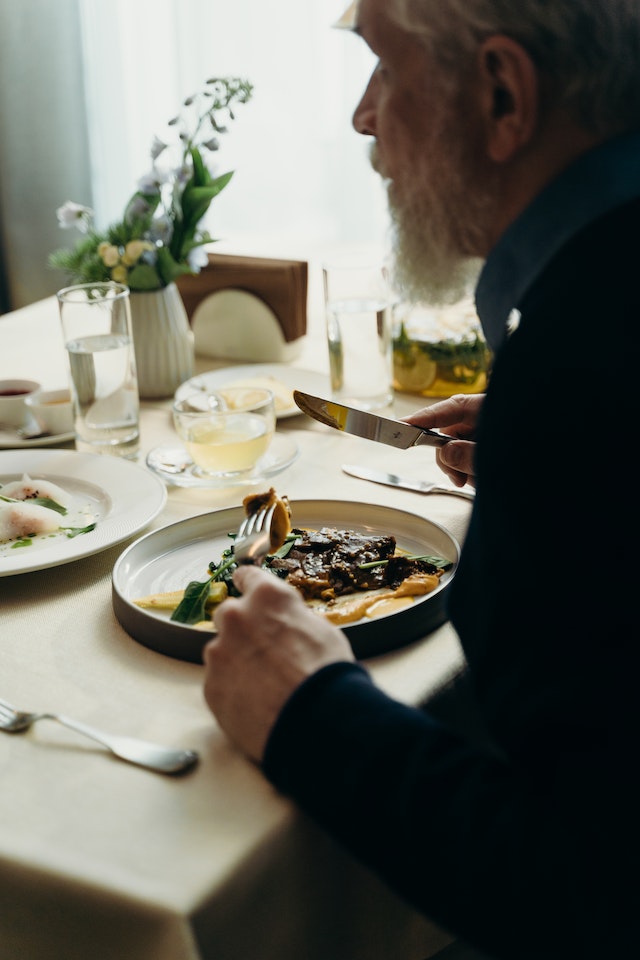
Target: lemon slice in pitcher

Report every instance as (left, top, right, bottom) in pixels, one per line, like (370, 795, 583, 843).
(393, 350, 437, 392)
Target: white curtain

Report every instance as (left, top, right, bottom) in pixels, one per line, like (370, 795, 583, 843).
(78, 0, 390, 262)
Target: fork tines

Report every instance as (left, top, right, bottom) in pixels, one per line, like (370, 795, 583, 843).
(238, 503, 275, 539)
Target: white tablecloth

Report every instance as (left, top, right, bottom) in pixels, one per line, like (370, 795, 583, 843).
(0, 290, 471, 960)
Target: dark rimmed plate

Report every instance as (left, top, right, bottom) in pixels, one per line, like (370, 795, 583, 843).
(112, 499, 459, 663)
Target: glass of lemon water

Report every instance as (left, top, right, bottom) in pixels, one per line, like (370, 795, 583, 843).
(172, 386, 276, 480)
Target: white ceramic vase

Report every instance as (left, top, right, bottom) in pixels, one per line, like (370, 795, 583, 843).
(129, 283, 195, 399)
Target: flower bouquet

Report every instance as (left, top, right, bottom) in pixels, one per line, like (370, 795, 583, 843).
(50, 76, 253, 291)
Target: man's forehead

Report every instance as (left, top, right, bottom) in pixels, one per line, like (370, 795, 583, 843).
(334, 1, 360, 30)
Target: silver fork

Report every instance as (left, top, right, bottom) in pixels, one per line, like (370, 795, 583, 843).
(233, 502, 276, 565)
(0, 697, 199, 775)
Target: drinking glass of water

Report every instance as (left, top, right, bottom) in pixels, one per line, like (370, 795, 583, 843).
(57, 282, 140, 458)
(172, 386, 276, 480)
(323, 257, 393, 411)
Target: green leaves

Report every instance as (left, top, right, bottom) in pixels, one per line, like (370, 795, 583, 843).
(170, 577, 214, 624)
(358, 554, 454, 571)
(127, 262, 164, 291)
(62, 523, 97, 539)
(170, 148, 234, 262)
(154, 246, 195, 288)
(0, 494, 67, 515)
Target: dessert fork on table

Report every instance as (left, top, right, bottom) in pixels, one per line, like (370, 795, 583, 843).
(0, 696, 199, 775)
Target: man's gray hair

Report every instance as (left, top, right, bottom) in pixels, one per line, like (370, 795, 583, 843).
(388, 0, 640, 137)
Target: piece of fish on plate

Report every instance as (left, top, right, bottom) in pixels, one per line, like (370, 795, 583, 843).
(0, 499, 63, 543)
(0, 472, 76, 509)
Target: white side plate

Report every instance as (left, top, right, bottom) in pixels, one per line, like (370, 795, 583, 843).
(175, 364, 330, 419)
(0, 449, 167, 576)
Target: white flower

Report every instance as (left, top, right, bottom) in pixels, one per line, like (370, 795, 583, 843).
(150, 136, 167, 161)
(187, 245, 209, 272)
(56, 200, 93, 233)
(136, 172, 162, 195)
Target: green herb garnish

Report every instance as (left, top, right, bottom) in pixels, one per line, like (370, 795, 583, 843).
(170, 577, 215, 624)
(62, 523, 97, 538)
(358, 554, 453, 571)
(0, 494, 68, 515)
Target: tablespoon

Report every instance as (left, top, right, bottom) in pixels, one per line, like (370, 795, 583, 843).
(0, 697, 199, 775)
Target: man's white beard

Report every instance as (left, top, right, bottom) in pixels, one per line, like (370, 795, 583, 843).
(370, 140, 488, 306)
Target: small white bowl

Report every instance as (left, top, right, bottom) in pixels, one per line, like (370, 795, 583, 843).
(25, 388, 74, 436)
(0, 379, 41, 429)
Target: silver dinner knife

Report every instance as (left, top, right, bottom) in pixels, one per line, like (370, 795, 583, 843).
(341, 463, 475, 501)
(293, 390, 454, 449)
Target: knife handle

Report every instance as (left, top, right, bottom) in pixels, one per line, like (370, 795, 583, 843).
(430, 485, 475, 501)
(415, 429, 455, 447)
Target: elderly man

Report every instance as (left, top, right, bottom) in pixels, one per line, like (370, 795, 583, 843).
(203, 2, 639, 957)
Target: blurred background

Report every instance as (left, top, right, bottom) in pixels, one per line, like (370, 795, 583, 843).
(0, 0, 390, 312)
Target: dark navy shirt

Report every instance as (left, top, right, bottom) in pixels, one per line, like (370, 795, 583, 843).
(476, 129, 640, 353)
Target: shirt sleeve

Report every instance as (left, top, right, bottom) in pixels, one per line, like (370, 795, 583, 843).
(262, 661, 636, 960)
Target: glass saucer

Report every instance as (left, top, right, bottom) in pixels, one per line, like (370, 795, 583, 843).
(146, 433, 299, 488)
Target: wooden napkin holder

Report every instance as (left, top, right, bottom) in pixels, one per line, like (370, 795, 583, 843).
(176, 253, 308, 362)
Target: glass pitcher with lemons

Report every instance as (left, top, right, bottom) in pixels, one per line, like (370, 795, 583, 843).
(392, 296, 492, 398)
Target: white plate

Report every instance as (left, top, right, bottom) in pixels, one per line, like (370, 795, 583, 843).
(112, 500, 460, 663)
(146, 433, 299, 488)
(0, 449, 167, 576)
(0, 426, 75, 449)
(175, 364, 330, 419)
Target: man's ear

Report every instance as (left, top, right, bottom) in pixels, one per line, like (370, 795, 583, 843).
(477, 35, 539, 163)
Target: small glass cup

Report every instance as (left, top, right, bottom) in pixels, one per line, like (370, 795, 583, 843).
(172, 386, 276, 480)
(57, 282, 140, 458)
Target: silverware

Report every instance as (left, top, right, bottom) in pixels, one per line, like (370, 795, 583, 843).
(342, 463, 475, 500)
(293, 390, 454, 449)
(234, 502, 276, 565)
(0, 697, 199, 775)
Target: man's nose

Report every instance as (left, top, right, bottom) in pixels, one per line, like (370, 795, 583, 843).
(352, 71, 378, 136)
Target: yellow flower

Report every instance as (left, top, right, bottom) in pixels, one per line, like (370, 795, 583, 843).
(111, 264, 129, 283)
(99, 242, 120, 268)
(122, 239, 150, 266)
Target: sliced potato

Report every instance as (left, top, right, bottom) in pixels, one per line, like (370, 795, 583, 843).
(134, 581, 228, 611)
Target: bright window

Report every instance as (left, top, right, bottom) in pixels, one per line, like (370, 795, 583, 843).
(78, 0, 389, 260)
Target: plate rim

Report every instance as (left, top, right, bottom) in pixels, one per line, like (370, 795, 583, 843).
(0, 449, 167, 576)
(112, 498, 460, 663)
(0, 429, 75, 449)
(175, 363, 329, 419)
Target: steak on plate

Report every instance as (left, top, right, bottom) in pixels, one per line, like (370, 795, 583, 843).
(266, 526, 437, 602)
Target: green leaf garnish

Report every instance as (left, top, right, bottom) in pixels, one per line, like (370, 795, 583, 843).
(0, 494, 67, 515)
(171, 577, 214, 624)
(61, 523, 97, 538)
(358, 554, 453, 571)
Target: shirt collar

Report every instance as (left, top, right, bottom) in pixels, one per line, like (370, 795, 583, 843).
(475, 129, 640, 353)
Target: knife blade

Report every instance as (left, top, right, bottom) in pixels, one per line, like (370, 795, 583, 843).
(293, 390, 454, 449)
(341, 463, 475, 501)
